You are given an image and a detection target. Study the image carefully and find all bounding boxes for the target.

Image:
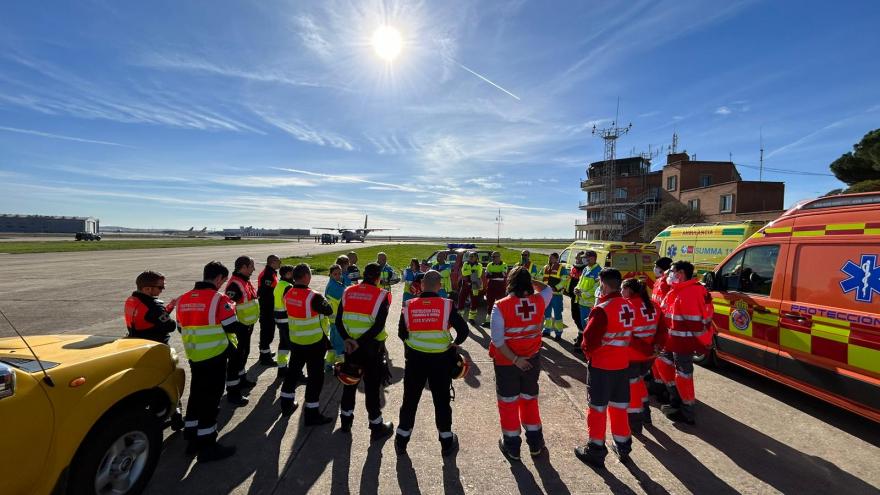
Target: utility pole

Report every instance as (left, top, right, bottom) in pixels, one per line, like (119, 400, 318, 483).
(592, 100, 631, 241)
(759, 127, 764, 182)
(495, 209, 503, 246)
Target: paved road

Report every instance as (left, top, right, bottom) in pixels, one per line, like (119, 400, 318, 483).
(1, 244, 878, 494)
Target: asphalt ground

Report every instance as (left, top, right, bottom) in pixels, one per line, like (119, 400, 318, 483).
(1, 242, 878, 495)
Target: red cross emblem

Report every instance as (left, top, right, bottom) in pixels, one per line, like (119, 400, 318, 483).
(619, 304, 635, 327)
(641, 304, 656, 320)
(516, 298, 537, 320)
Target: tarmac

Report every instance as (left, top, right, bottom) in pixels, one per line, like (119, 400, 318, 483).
(1, 240, 878, 494)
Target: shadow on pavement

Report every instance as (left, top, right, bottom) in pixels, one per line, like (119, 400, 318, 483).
(508, 460, 542, 494)
(457, 347, 483, 389)
(623, 459, 671, 495)
(640, 425, 739, 494)
(395, 455, 421, 494)
(533, 449, 572, 495)
(442, 452, 466, 495)
(704, 364, 880, 448)
(539, 341, 587, 389)
(358, 434, 391, 495)
(683, 403, 879, 494)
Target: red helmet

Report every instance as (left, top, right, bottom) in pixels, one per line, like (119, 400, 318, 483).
(450, 352, 470, 380)
(334, 361, 363, 386)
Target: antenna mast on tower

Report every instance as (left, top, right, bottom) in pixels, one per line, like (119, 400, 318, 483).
(759, 128, 764, 182)
(592, 100, 631, 241)
(495, 209, 503, 246)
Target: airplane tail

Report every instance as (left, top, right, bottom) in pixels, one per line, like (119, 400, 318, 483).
(364, 214, 368, 230)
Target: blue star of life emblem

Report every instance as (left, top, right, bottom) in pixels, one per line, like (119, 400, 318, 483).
(667, 245, 677, 257)
(840, 254, 880, 303)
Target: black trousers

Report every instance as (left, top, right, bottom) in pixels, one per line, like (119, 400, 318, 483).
(281, 339, 327, 403)
(226, 325, 253, 389)
(341, 341, 385, 421)
(397, 348, 453, 435)
(258, 299, 275, 352)
(185, 348, 229, 438)
(570, 294, 583, 332)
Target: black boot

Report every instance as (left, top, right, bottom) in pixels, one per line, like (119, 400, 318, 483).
(395, 434, 409, 456)
(525, 429, 545, 457)
(304, 405, 333, 426)
(574, 443, 607, 468)
(259, 354, 278, 367)
(610, 441, 632, 463)
(277, 367, 288, 380)
(440, 433, 459, 457)
(226, 388, 249, 407)
(340, 414, 354, 433)
(369, 420, 394, 441)
(498, 435, 522, 461)
(198, 441, 236, 462)
(238, 376, 257, 390)
(280, 397, 299, 416)
(628, 412, 644, 436)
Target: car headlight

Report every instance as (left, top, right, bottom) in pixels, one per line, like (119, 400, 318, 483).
(0, 362, 15, 400)
(169, 347, 179, 366)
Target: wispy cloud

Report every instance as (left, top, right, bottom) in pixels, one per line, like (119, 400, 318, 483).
(295, 15, 333, 59)
(255, 111, 354, 151)
(140, 53, 327, 88)
(0, 125, 134, 148)
(715, 106, 732, 116)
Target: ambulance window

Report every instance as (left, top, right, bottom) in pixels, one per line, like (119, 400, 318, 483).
(719, 245, 779, 296)
(560, 249, 570, 264)
(610, 253, 636, 271)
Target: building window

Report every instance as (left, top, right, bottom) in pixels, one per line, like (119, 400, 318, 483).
(613, 212, 627, 222)
(700, 174, 712, 187)
(688, 199, 700, 211)
(615, 187, 627, 199)
(720, 194, 734, 213)
(666, 175, 677, 191)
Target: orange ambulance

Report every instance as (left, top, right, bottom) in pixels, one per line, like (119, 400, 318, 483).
(703, 192, 880, 421)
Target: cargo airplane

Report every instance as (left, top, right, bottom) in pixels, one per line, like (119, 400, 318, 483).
(312, 215, 395, 243)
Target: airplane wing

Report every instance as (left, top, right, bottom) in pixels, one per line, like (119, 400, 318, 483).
(362, 228, 397, 232)
(312, 227, 350, 231)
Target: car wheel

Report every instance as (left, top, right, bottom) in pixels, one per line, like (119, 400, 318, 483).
(67, 406, 162, 495)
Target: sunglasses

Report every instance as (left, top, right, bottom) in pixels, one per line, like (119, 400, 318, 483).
(150, 285, 166, 291)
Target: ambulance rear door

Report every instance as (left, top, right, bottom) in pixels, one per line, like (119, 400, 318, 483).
(712, 241, 788, 372)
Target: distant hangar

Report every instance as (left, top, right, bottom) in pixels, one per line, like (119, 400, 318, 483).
(0, 214, 99, 234)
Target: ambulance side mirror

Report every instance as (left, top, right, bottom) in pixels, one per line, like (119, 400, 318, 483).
(702, 271, 718, 291)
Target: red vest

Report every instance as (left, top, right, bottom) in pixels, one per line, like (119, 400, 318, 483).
(662, 278, 712, 354)
(124, 296, 150, 332)
(176, 289, 237, 328)
(227, 275, 257, 303)
(589, 296, 634, 370)
(626, 296, 661, 362)
(403, 297, 453, 352)
(341, 283, 390, 315)
(651, 273, 669, 306)
(490, 293, 545, 365)
(284, 287, 316, 319)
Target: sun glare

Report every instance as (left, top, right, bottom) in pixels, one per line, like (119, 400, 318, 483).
(371, 26, 402, 62)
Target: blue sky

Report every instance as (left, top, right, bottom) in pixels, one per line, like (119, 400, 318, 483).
(1, 0, 878, 237)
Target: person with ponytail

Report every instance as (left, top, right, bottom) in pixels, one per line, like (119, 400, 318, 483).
(621, 278, 666, 434)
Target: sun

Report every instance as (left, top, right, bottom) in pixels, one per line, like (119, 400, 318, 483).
(371, 26, 402, 62)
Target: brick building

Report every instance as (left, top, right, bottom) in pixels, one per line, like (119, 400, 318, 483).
(576, 152, 785, 241)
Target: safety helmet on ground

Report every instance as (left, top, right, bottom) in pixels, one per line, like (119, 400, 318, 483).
(450, 352, 470, 380)
(334, 361, 363, 386)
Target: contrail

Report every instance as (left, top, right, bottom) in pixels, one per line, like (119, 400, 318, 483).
(0, 125, 134, 148)
(456, 62, 521, 101)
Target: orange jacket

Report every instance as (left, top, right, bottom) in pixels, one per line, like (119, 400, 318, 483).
(661, 278, 712, 354)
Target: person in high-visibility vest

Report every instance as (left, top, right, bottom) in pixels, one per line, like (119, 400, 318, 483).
(257, 254, 280, 366)
(124, 270, 177, 344)
(648, 257, 673, 401)
(346, 251, 361, 284)
(336, 263, 394, 440)
(482, 251, 508, 328)
(402, 258, 423, 303)
(324, 263, 346, 370)
(490, 267, 552, 461)
(621, 278, 666, 434)
(574, 250, 601, 348)
(460, 251, 484, 324)
(394, 270, 470, 457)
(541, 252, 568, 341)
(575, 268, 634, 467)
(280, 263, 335, 424)
(176, 261, 242, 461)
(565, 252, 586, 342)
(223, 256, 260, 406)
(431, 251, 453, 299)
(656, 261, 713, 425)
(273, 265, 294, 379)
(377, 252, 401, 290)
(515, 250, 540, 280)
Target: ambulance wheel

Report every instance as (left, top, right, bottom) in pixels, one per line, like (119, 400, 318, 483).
(67, 405, 162, 495)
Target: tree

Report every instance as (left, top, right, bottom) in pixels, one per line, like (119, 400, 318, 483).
(643, 202, 705, 241)
(830, 129, 880, 186)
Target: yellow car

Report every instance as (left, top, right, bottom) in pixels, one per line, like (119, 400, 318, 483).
(0, 335, 185, 495)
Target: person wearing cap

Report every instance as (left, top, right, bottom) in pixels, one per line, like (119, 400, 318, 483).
(336, 263, 394, 439)
(482, 251, 508, 328)
(394, 270, 470, 457)
(256, 255, 280, 366)
(574, 250, 601, 348)
(516, 250, 540, 280)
